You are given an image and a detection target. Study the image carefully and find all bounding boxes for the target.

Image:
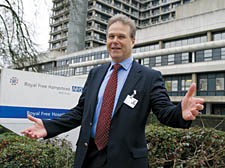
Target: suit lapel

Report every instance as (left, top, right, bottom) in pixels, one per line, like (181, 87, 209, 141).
(114, 61, 142, 115)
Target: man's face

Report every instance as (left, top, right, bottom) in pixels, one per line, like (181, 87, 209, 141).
(107, 21, 135, 63)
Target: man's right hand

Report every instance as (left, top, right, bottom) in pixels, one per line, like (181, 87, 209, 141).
(21, 114, 47, 139)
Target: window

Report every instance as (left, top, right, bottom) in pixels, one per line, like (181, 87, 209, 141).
(152, 8, 160, 15)
(155, 56, 161, 66)
(182, 79, 192, 91)
(200, 79, 207, 91)
(94, 33, 100, 40)
(198, 72, 225, 96)
(152, 0, 160, 6)
(194, 36, 201, 44)
(216, 78, 224, 90)
(162, 5, 170, 13)
(165, 81, 172, 91)
(221, 48, 225, 59)
(161, 55, 168, 66)
(204, 49, 212, 61)
(214, 32, 223, 41)
(172, 80, 178, 91)
(152, 17, 159, 24)
(183, 0, 191, 4)
(201, 36, 207, 43)
(182, 52, 190, 63)
(149, 57, 156, 67)
(187, 38, 194, 45)
(175, 53, 182, 64)
(168, 54, 174, 65)
(195, 50, 204, 62)
(143, 58, 150, 66)
(212, 48, 221, 60)
(144, 46, 150, 52)
(175, 40, 182, 47)
(172, 2, 181, 8)
(161, 14, 169, 21)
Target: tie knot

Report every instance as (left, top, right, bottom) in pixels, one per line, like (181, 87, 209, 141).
(113, 64, 121, 71)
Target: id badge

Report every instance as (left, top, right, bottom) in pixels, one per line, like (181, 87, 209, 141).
(124, 95, 138, 108)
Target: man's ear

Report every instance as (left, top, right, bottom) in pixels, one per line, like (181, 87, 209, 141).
(131, 38, 136, 48)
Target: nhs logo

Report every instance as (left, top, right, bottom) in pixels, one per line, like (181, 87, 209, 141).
(10, 77, 19, 85)
(72, 86, 83, 92)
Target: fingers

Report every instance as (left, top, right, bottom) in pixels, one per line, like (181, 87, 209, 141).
(195, 103, 204, 111)
(183, 112, 196, 120)
(183, 103, 204, 121)
(27, 114, 38, 123)
(185, 83, 196, 98)
(21, 128, 41, 139)
(188, 104, 204, 119)
(22, 130, 39, 139)
(21, 115, 42, 139)
(195, 97, 204, 105)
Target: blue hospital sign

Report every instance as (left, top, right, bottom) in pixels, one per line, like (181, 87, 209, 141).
(0, 68, 86, 119)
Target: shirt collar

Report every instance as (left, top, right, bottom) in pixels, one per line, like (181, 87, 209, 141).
(110, 56, 133, 71)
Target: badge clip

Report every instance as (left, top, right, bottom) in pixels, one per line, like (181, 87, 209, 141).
(131, 90, 136, 98)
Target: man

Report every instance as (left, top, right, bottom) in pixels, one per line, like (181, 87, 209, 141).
(22, 14, 204, 168)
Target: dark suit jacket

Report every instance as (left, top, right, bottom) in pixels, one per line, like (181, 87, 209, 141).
(43, 60, 191, 168)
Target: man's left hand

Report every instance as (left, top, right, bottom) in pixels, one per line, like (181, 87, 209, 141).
(182, 83, 204, 120)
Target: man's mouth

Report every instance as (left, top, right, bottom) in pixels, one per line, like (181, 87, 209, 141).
(111, 47, 121, 51)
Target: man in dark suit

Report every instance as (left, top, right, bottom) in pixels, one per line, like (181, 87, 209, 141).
(21, 14, 204, 168)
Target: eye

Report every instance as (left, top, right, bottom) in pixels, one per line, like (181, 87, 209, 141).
(108, 35, 114, 39)
(118, 35, 125, 39)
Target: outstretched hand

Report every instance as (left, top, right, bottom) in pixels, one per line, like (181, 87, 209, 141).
(182, 83, 204, 120)
(21, 115, 47, 139)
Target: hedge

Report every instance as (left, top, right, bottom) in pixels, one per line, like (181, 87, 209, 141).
(146, 125, 225, 167)
(0, 132, 74, 168)
(1, 125, 225, 167)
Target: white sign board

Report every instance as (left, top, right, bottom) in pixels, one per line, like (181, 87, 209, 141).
(0, 68, 86, 150)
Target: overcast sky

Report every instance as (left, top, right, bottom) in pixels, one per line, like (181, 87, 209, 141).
(23, 0, 52, 52)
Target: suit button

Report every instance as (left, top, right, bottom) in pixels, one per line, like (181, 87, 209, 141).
(84, 142, 88, 147)
(90, 122, 92, 126)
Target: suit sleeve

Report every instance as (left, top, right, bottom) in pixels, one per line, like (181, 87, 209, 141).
(149, 70, 191, 128)
(42, 69, 93, 139)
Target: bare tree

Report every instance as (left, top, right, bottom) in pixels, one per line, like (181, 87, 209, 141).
(0, 0, 38, 70)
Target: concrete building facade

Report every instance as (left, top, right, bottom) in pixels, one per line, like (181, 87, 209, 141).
(32, 0, 225, 115)
(49, 0, 88, 53)
(49, 0, 195, 53)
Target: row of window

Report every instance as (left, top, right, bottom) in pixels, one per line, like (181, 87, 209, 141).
(140, 47, 225, 68)
(141, 52, 191, 67)
(164, 35, 207, 48)
(196, 48, 225, 62)
(164, 74, 192, 96)
(56, 29, 225, 67)
(44, 65, 225, 98)
(44, 65, 99, 77)
(198, 73, 225, 96)
(56, 51, 109, 67)
(164, 72, 225, 96)
(133, 43, 159, 53)
(45, 46, 225, 75)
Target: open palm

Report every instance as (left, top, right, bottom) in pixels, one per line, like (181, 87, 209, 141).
(21, 115, 47, 139)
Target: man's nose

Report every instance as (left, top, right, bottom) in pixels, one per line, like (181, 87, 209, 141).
(112, 36, 119, 42)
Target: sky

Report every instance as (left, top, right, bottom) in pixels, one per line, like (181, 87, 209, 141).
(23, 0, 52, 52)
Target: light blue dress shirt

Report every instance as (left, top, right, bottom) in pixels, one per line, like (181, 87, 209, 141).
(91, 56, 133, 138)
